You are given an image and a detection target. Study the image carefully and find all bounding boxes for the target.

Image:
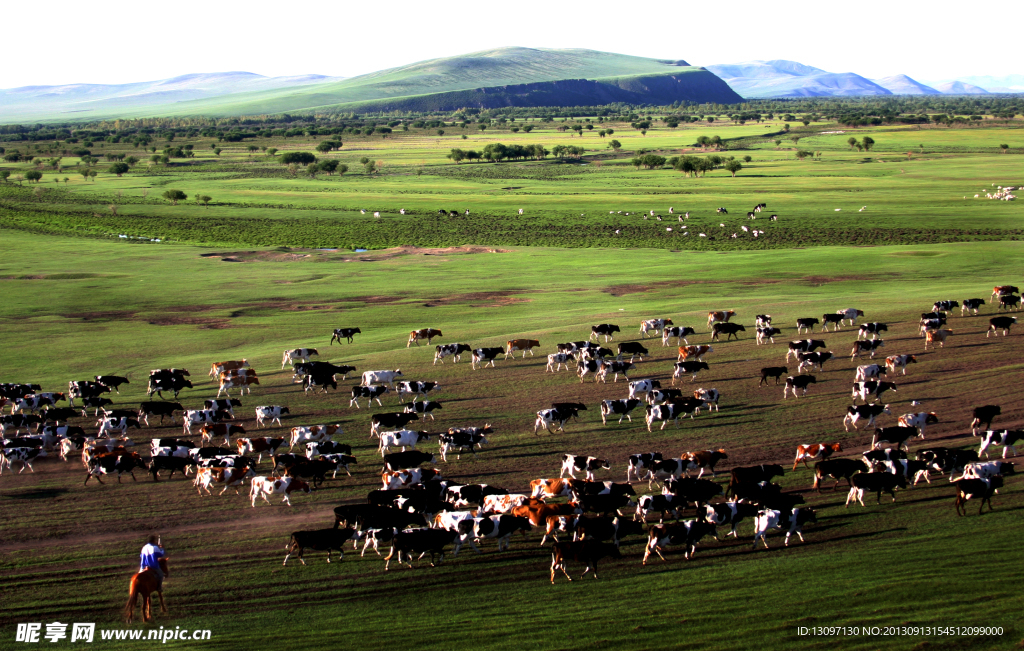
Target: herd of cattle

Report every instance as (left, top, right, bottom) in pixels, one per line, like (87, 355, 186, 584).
(0, 284, 1019, 581)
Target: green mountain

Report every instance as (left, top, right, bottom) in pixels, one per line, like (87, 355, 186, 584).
(0, 47, 741, 121)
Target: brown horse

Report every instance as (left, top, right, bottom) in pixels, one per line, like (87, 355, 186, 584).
(124, 558, 168, 623)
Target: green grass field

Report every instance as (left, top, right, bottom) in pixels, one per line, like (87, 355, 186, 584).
(1, 118, 1023, 650)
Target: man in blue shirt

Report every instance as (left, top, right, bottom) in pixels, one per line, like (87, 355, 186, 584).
(139, 535, 165, 586)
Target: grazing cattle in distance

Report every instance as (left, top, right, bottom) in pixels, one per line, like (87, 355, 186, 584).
(627, 379, 660, 399)
(925, 329, 954, 349)
(407, 328, 442, 347)
(756, 327, 781, 345)
(545, 353, 572, 372)
(254, 406, 289, 428)
(885, 354, 916, 376)
(988, 316, 1017, 336)
(759, 366, 788, 386)
(434, 343, 472, 365)
(991, 285, 1019, 300)
(642, 521, 718, 564)
(600, 399, 642, 425)
(281, 348, 318, 369)
(852, 380, 897, 404)
(851, 339, 885, 359)
(550, 540, 622, 582)
(707, 310, 736, 330)
(685, 449, 728, 478)
(662, 326, 696, 347)
(783, 375, 816, 399)
(844, 404, 891, 431)
(505, 339, 540, 359)
(250, 476, 311, 507)
(786, 339, 826, 361)
(711, 322, 745, 341)
(673, 362, 709, 384)
(471, 347, 505, 370)
(626, 452, 663, 482)
(978, 429, 1024, 459)
(678, 345, 712, 362)
(962, 298, 985, 315)
(561, 455, 610, 481)
(330, 328, 361, 345)
(814, 459, 869, 491)
(753, 508, 816, 549)
(837, 308, 865, 326)
(954, 476, 1004, 516)
(857, 323, 887, 340)
(590, 324, 620, 342)
(795, 317, 819, 334)
(871, 426, 922, 451)
(897, 412, 939, 437)
(639, 318, 673, 338)
(793, 443, 842, 471)
(797, 351, 833, 372)
(820, 313, 844, 331)
(616, 342, 649, 362)
(361, 369, 402, 387)
(350, 385, 389, 409)
(970, 405, 1001, 435)
(846, 472, 906, 507)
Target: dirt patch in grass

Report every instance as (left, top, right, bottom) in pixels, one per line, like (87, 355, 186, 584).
(801, 274, 876, 285)
(604, 279, 782, 297)
(200, 246, 511, 264)
(350, 295, 405, 305)
(60, 310, 137, 321)
(423, 291, 531, 308)
(146, 316, 234, 329)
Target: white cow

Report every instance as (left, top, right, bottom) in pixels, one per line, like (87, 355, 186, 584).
(361, 369, 403, 386)
(250, 476, 311, 507)
(281, 348, 318, 369)
(255, 406, 289, 428)
(378, 429, 428, 454)
(752, 508, 816, 549)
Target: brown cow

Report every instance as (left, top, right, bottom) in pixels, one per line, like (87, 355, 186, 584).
(707, 310, 736, 329)
(505, 339, 540, 359)
(407, 328, 442, 347)
(792, 443, 842, 471)
(678, 345, 713, 362)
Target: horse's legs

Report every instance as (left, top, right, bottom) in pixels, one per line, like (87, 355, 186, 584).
(156, 589, 167, 614)
(142, 593, 151, 622)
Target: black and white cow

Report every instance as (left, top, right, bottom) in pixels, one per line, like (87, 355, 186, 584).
(795, 318, 819, 334)
(378, 429, 432, 454)
(843, 404, 891, 431)
(662, 326, 696, 347)
(932, 300, 958, 313)
(433, 343, 472, 365)
(403, 401, 443, 421)
(534, 407, 579, 435)
(978, 429, 1024, 459)
(282, 348, 319, 369)
(597, 361, 634, 383)
(705, 501, 759, 538)
(645, 400, 702, 431)
(396, 381, 440, 403)
(786, 340, 826, 362)
(846, 473, 906, 507)
(988, 316, 1017, 337)
(797, 351, 833, 372)
(600, 399, 642, 425)
(350, 385, 389, 408)
(471, 348, 504, 370)
(561, 455, 610, 481)
(852, 380, 897, 404)
(752, 508, 817, 548)
(755, 315, 772, 328)
(627, 379, 660, 399)
(626, 452, 663, 482)
(672, 362, 709, 383)
(961, 298, 985, 316)
(590, 324, 621, 342)
(545, 352, 572, 373)
(639, 319, 673, 339)
(439, 427, 489, 461)
(254, 406, 289, 428)
(0, 447, 45, 475)
(857, 323, 888, 340)
(616, 343, 649, 362)
(330, 328, 361, 345)
(954, 476, 1004, 516)
(783, 375, 816, 399)
(851, 339, 885, 359)
(756, 327, 782, 345)
(646, 389, 683, 405)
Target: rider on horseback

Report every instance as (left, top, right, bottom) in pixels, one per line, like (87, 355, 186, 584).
(139, 536, 165, 587)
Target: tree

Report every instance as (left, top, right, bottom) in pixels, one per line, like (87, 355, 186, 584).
(861, 136, 875, 151)
(598, 130, 606, 137)
(266, 148, 278, 156)
(124, 156, 139, 167)
(773, 139, 782, 148)
(197, 195, 212, 207)
(359, 157, 370, 165)
(743, 155, 752, 162)
(214, 148, 222, 157)
(80, 170, 90, 182)
(24, 170, 42, 183)
(162, 189, 187, 205)
(795, 150, 814, 160)
(478, 125, 487, 132)
(608, 139, 622, 151)
(316, 141, 333, 154)
(522, 125, 534, 133)
(604, 128, 613, 136)
(0, 170, 10, 183)
(364, 160, 377, 174)
(447, 148, 467, 164)
(724, 160, 743, 177)
(437, 130, 445, 137)
(1000, 143, 1009, 153)
(848, 136, 858, 149)
(336, 163, 349, 176)
(280, 152, 316, 166)
(63, 177, 69, 185)
(109, 162, 130, 177)
(109, 204, 118, 216)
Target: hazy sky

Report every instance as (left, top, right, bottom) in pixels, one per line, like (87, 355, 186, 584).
(2, 0, 1020, 89)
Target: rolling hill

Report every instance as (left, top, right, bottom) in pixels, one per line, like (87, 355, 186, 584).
(871, 74, 941, 95)
(0, 48, 741, 122)
(705, 60, 892, 98)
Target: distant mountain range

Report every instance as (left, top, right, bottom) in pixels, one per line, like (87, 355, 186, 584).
(0, 48, 739, 122)
(0, 49, 1018, 122)
(704, 59, 1013, 98)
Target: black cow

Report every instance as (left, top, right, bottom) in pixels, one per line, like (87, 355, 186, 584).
(147, 376, 192, 399)
(820, 313, 844, 331)
(711, 322, 745, 341)
(962, 298, 985, 315)
(385, 528, 459, 570)
(616, 342, 649, 362)
(954, 476, 1004, 516)
(971, 405, 1001, 434)
(673, 362, 709, 383)
(284, 528, 358, 564)
(729, 465, 784, 492)
(573, 516, 644, 549)
(573, 493, 634, 515)
(148, 455, 195, 481)
(783, 375, 816, 398)
(383, 450, 435, 471)
(759, 366, 788, 386)
(138, 402, 184, 425)
(330, 328, 362, 345)
(85, 452, 148, 484)
(850, 339, 885, 359)
(370, 412, 419, 435)
(204, 398, 242, 415)
(284, 458, 341, 487)
(797, 351, 834, 372)
(795, 318, 819, 334)
(95, 375, 130, 393)
(988, 316, 1016, 337)
(665, 477, 724, 509)
(846, 472, 907, 506)
(551, 540, 623, 581)
(998, 295, 1021, 311)
(590, 324, 621, 342)
(786, 339, 826, 361)
(40, 407, 80, 422)
(813, 459, 869, 491)
(396, 381, 440, 403)
(917, 448, 978, 476)
(871, 426, 920, 450)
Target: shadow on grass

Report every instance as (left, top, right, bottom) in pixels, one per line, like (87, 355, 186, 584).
(3, 488, 69, 500)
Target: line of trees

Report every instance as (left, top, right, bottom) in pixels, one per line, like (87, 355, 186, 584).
(447, 143, 549, 163)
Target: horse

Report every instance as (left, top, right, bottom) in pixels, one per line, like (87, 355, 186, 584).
(124, 557, 168, 623)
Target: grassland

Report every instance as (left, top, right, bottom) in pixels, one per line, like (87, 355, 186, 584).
(0, 117, 1023, 650)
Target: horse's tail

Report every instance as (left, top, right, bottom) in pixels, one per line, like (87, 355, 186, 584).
(124, 574, 139, 622)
